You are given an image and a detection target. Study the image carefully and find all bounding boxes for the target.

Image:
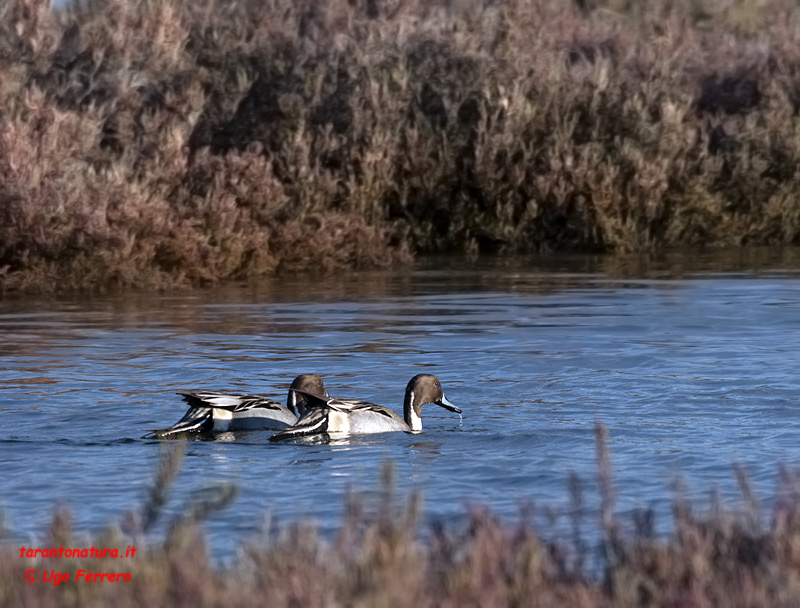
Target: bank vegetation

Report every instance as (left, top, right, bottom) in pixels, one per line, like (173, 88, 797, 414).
(2, 0, 800, 292)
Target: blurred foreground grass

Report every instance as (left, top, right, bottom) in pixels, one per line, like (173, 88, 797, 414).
(3, 426, 800, 607)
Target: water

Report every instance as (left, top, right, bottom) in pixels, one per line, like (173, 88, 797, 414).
(2, 249, 800, 563)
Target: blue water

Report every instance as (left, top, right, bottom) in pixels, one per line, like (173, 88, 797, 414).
(2, 251, 800, 562)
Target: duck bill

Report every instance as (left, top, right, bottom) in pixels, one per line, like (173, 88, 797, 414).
(435, 393, 461, 414)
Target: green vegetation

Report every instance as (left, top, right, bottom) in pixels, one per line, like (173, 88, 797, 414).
(3, 0, 800, 292)
(4, 428, 800, 606)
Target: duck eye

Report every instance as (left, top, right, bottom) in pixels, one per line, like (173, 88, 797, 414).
(435, 381, 439, 386)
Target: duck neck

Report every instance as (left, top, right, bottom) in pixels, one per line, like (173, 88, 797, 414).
(404, 390, 422, 432)
(287, 391, 300, 417)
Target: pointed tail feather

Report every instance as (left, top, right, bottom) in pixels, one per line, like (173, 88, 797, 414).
(142, 409, 213, 439)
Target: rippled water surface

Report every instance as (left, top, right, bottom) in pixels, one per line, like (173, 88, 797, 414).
(3, 250, 800, 561)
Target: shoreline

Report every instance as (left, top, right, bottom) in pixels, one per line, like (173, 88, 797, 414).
(3, 0, 800, 294)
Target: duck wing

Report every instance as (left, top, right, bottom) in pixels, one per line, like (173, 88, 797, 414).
(178, 390, 285, 413)
(268, 407, 330, 442)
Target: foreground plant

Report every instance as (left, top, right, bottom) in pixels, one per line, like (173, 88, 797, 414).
(3, 428, 800, 606)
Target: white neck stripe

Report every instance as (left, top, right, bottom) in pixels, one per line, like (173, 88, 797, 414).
(407, 390, 422, 431)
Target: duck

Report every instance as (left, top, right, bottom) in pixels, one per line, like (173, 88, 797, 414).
(268, 374, 460, 441)
(143, 373, 329, 438)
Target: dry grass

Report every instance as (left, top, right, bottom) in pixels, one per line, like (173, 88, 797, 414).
(4, 430, 800, 606)
(3, 0, 800, 292)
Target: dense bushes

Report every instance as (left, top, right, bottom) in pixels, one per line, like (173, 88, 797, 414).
(2, 0, 800, 292)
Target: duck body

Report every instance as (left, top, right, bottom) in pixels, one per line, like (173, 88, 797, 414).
(144, 374, 328, 438)
(269, 374, 460, 442)
(169, 391, 298, 433)
(283, 398, 410, 436)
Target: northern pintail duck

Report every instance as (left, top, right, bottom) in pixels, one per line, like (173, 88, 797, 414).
(269, 374, 460, 441)
(143, 374, 329, 438)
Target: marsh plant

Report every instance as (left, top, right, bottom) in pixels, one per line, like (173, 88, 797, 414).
(5, 428, 800, 606)
(2, 0, 800, 292)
